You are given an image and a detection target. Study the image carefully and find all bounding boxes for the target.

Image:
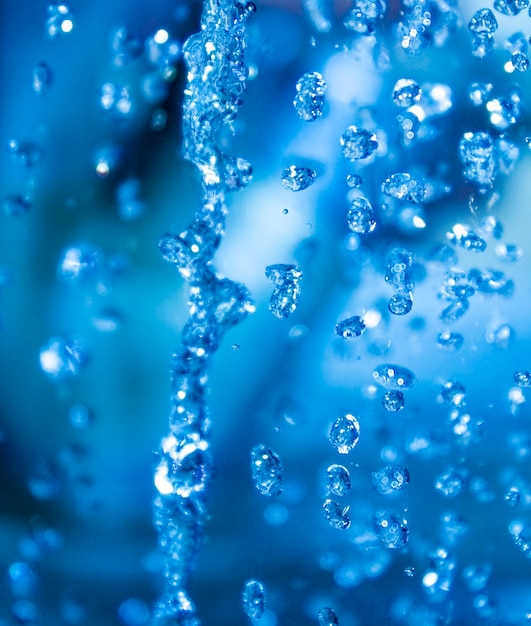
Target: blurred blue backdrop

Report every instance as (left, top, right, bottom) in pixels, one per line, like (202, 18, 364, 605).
(2, 0, 531, 624)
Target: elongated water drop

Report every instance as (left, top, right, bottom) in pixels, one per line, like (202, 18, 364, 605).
(329, 414, 360, 454)
(293, 72, 327, 121)
(323, 499, 351, 530)
(242, 579, 265, 620)
(265, 264, 302, 319)
(250, 445, 283, 497)
(326, 464, 351, 496)
(347, 196, 376, 234)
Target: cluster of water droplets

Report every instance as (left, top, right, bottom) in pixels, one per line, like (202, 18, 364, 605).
(153, 2, 256, 624)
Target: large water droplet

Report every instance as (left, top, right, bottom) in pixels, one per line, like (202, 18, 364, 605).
(280, 166, 316, 191)
(326, 464, 352, 496)
(323, 498, 351, 530)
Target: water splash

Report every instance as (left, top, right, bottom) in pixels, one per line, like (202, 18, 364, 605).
(152, 2, 255, 623)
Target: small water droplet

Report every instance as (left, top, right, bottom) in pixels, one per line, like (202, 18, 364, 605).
(242, 579, 266, 620)
(318, 607, 340, 625)
(326, 464, 352, 496)
(329, 414, 360, 454)
(392, 78, 422, 108)
(293, 72, 327, 122)
(340, 126, 378, 161)
(434, 467, 467, 498)
(381, 173, 425, 203)
(250, 445, 283, 497)
(335, 316, 366, 338)
(347, 196, 376, 234)
(373, 510, 408, 549)
(437, 331, 464, 352)
(280, 166, 316, 191)
(323, 498, 351, 530)
(514, 371, 531, 388)
(441, 380, 466, 407)
(382, 390, 405, 412)
(372, 466, 409, 494)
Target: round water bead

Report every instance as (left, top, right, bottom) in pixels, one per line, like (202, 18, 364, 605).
(346, 174, 363, 188)
(372, 466, 410, 494)
(323, 498, 351, 530)
(329, 414, 361, 454)
(373, 510, 409, 549)
(388, 291, 413, 316)
(340, 126, 378, 161)
(373, 364, 415, 390)
(318, 607, 340, 625)
(250, 445, 283, 497)
(326, 464, 352, 496)
(280, 166, 316, 191)
(242, 579, 265, 620)
(392, 78, 422, 108)
(441, 380, 466, 407)
(382, 390, 405, 412)
(347, 196, 376, 234)
(335, 315, 366, 338)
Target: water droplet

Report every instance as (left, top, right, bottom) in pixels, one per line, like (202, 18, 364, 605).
(437, 331, 464, 352)
(318, 607, 340, 626)
(347, 196, 376, 234)
(511, 50, 529, 71)
(3, 194, 31, 217)
(335, 316, 366, 338)
(323, 498, 351, 530)
(46, 3, 74, 38)
(404, 566, 415, 577)
(486, 94, 521, 131)
(382, 390, 405, 412)
(280, 166, 316, 191)
(39, 336, 87, 380)
(250, 445, 283, 497)
(468, 9, 498, 35)
(392, 79, 422, 108)
(434, 467, 467, 498)
(459, 132, 495, 187)
(515, 371, 531, 388)
(372, 466, 409, 494)
(326, 464, 352, 496)
(242, 579, 265, 620)
(381, 173, 425, 204)
(293, 72, 327, 122)
(346, 174, 362, 188)
(388, 290, 413, 316)
(494, 0, 528, 15)
(373, 510, 409, 549)
(32, 62, 52, 94)
(329, 414, 360, 454)
(441, 381, 466, 407)
(265, 264, 302, 319)
(373, 364, 415, 391)
(340, 126, 378, 161)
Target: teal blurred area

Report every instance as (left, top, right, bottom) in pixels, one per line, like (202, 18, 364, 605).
(1, 1, 531, 625)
